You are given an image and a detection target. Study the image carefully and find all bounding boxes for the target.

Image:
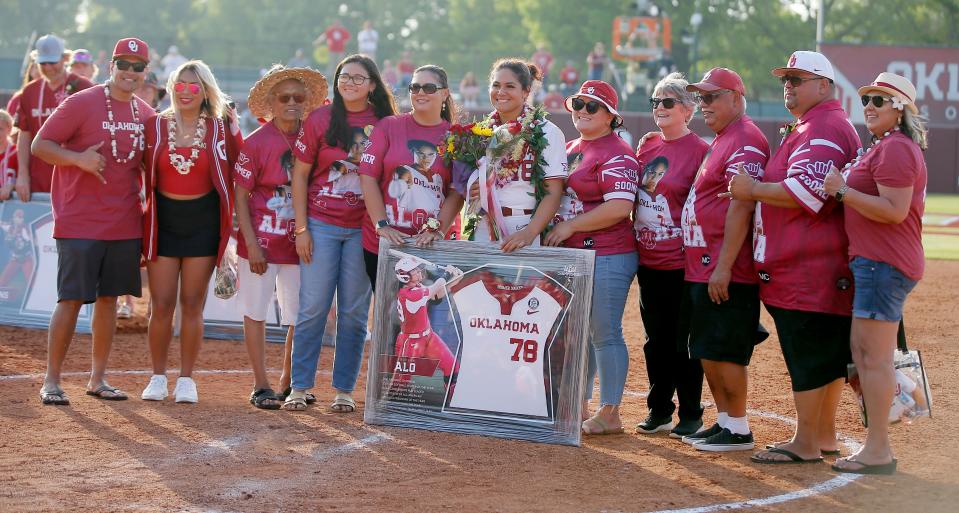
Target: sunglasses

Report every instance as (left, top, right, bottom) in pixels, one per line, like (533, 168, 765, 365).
(276, 93, 306, 104)
(694, 90, 731, 106)
(780, 75, 823, 87)
(570, 97, 604, 114)
(409, 83, 446, 94)
(649, 97, 678, 109)
(114, 59, 147, 72)
(861, 94, 893, 108)
(174, 82, 202, 95)
(338, 73, 370, 85)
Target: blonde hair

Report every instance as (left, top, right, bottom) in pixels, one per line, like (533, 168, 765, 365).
(900, 109, 929, 151)
(164, 60, 231, 118)
(653, 72, 697, 112)
(0, 109, 13, 128)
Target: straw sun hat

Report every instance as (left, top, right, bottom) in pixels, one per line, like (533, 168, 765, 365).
(247, 65, 328, 119)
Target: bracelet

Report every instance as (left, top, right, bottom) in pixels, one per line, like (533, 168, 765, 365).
(835, 184, 849, 203)
(294, 225, 308, 235)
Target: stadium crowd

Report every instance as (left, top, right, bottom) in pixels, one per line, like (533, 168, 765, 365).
(0, 30, 928, 477)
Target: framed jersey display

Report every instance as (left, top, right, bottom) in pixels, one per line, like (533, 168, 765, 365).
(364, 239, 595, 446)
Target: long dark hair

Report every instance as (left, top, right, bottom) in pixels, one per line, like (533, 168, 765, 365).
(413, 64, 457, 123)
(325, 54, 398, 151)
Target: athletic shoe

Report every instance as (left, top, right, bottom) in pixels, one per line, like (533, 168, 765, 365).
(670, 418, 704, 439)
(694, 428, 755, 452)
(141, 375, 168, 401)
(682, 422, 723, 445)
(116, 303, 132, 319)
(174, 377, 198, 403)
(636, 413, 674, 434)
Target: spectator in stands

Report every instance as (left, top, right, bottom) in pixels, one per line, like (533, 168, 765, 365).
(542, 84, 564, 112)
(160, 45, 187, 81)
(15, 34, 94, 201)
(587, 42, 608, 81)
(381, 59, 399, 92)
(531, 44, 554, 85)
(559, 60, 579, 97)
(135, 71, 165, 109)
(459, 71, 480, 110)
(287, 48, 310, 68)
(31, 37, 155, 406)
(397, 51, 415, 90)
(68, 49, 98, 82)
(139, 60, 241, 404)
(317, 19, 351, 76)
(357, 21, 379, 61)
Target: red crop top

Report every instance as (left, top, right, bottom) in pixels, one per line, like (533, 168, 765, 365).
(157, 145, 213, 196)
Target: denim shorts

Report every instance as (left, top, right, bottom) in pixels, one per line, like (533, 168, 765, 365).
(849, 256, 918, 322)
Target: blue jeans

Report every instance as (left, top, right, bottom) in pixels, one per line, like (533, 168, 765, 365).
(291, 218, 372, 391)
(583, 251, 638, 406)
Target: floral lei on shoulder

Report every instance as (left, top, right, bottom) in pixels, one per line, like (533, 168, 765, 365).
(441, 105, 550, 239)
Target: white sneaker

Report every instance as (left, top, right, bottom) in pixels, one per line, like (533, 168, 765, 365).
(141, 375, 168, 401)
(174, 377, 198, 403)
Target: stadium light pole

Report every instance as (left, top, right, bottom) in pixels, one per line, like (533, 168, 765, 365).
(816, 0, 825, 51)
(689, 11, 703, 78)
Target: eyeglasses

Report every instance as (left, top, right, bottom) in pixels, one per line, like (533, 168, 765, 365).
(649, 97, 678, 109)
(174, 82, 202, 95)
(114, 59, 147, 73)
(276, 93, 306, 104)
(570, 97, 603, 114)
(694, 90, 732, 105)
(338, 73, 370, 85)
(409, 83, 446, 95)
(780, 75, 823, 87)
(861, 94, 893, 108)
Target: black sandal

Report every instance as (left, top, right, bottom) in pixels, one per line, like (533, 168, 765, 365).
(249, 388, 282, 410)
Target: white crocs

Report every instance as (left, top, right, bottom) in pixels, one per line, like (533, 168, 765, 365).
(141, 374, 168, 401)
(174, 376, 198, 403)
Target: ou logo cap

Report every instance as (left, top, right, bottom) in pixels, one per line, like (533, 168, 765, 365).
(112, 37, 150, 62)
(128, 40, 139, 52)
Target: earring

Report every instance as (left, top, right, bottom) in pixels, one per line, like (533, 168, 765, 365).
(442, 102, 447, 111)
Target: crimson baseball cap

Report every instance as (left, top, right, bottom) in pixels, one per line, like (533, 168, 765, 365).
(687, 67, 746, 96)
(113, 37, 149, 61)
(564, 80, 622, 120)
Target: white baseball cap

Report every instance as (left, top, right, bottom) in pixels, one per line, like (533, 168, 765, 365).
(772, 51, 835, 82)
(394, 257, 420, 283)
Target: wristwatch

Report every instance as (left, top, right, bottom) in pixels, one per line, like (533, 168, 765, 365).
(835, 184, 849, 202)
(375, 219, 391, 232)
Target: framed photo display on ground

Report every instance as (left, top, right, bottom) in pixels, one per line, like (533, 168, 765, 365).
(364, 238, 595, 446)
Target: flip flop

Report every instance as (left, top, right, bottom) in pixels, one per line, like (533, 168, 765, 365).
(751, 447, 824, 464)
(831, 457, 897, 475)
(85, 384, 129, 401)
(40, 389, 70, 406)
(765, 441, 841, 456)
(582, 416, 625, 436)
(330, 393, 356, 413)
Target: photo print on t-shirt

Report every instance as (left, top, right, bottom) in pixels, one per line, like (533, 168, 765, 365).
(266, 149, 295, 221)
(636, 156, 679, 249)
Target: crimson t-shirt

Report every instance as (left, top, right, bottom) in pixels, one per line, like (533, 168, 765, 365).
(560, 133, 639, 256)
(294, 105, 379, 228)
(2, 145, 17, 187)
(358, 113, 452, 253)
(325, 26, 351, 53)
(681, 115, 769, 284)
(634, 132, 709, 270)
(560, 66, 579, 86)
(36, 84, 153, 240)
(234, 121, 299, 264)
(755, 100, 861, 315)
(15, 73, 94, 192)
(844, 131, 926, 281)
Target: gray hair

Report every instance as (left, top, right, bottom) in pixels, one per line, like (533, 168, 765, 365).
(900, 108, 929, 151)
(652, 72, 697, 111)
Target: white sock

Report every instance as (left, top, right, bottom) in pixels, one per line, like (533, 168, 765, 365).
(726, 415, 750, 435)
(717, 412, 729, 428)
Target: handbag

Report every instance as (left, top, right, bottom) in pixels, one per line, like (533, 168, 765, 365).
(847, 320, 933, 427)
(213, 242, 238, 300)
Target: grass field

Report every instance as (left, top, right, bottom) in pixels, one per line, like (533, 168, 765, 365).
(924, 194, 959, 260)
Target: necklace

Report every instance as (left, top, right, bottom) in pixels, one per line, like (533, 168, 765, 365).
(843, 126, 900, 172)
(103, 85, 143, 164)
(167, 112, 208, 175)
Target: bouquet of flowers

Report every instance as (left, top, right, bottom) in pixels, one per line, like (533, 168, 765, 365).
(441, 121, 494, 197)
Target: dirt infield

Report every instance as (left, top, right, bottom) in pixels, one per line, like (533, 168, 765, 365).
(1, 261, 957, 513)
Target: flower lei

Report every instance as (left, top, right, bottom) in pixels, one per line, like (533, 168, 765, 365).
(167, 112, 208, 175)
(779, 120, 797, 141)
(103, 85, 144, 164)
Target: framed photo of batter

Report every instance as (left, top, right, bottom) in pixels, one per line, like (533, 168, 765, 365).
(364, 239, 595, 446)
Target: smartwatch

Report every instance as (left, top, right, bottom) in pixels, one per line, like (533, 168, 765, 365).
(376, 219, 391, 232)
(835, 184, 849, 202)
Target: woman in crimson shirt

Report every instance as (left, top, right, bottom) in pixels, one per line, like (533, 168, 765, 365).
(633, 73, 709, 438)
(0, 109, 17, 200)
(545, 81, 639, 435)
(284, 55, 398, 412)
(140, 61, 240, 404)
(824, 73, 928, 475)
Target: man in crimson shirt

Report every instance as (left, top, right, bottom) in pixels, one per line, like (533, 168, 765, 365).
(15, 34, 94, 200)
(318, 19, 351, 75)
(30, 37, 154, 405)
(531, 45, 554, 85)
(559, 60, 579, 97)
(679, 68, 769, 452)
(726, 52, 861, 464)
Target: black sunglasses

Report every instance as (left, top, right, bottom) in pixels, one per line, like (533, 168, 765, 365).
(409, 83, 446, 94)
(779, 75, 823, 87)
(570, 97, 603, 114)
(276, 93, 306, 104)
(649, 97, 678, 109)
(694, 90, 731, 106)
(114, 59, 147, 72)
(861, 94, 893, 108)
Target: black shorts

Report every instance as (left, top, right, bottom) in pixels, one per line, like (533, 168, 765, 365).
(157, 192, 220, 257)
(766, 305, 852, 392)
(683, 281, 760, 366)
(57, 238, 142, 303)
